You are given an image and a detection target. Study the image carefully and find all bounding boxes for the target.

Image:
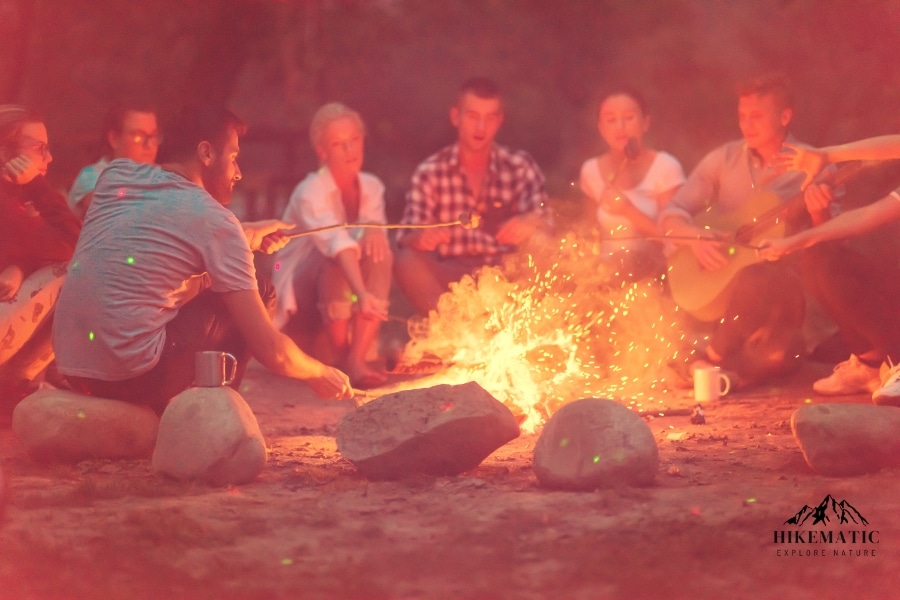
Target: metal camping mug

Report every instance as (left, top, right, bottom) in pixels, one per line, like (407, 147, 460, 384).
(194, 351, 238, 387)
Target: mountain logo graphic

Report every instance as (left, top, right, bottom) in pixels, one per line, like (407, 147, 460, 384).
(784, 495, 868, 527)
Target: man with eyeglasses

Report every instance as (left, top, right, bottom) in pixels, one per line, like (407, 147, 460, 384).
(67, 102, 161, 219)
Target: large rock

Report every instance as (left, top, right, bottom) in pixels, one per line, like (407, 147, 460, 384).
(791, 403, 900, 476)
(336, 381, 520, 480)
(152, 386, 266, 486)
(533, 398, 658, 490)
(12, 389, 159, 463)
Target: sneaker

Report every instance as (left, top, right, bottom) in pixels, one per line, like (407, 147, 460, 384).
(873, 360, 900, 407)
(813, 354, 881, 396)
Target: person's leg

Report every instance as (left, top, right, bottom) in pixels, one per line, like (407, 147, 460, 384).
(68, 274, 274, 414)
(393, 247, 449, 316)
(0, 264, 65, 366)
(708, 263, 805, 384)
(797, 241, 900, 394)
(393, 247, 496, 316)
(799, 242, 900, 362)
(346, 248, 393, 387)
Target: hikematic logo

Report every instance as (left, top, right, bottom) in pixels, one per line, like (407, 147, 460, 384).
(774, 495, 878, 558)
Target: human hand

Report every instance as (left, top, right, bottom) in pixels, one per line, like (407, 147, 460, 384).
(495, 213, 542, 245)
(803, 183, 833, 215)
(757, 236, 803, 262)
(360, 229, 390, 263)
(1, 155, 41, 185)
(243, 220, 295, 254)
(356, 291, 389, 321)
(598, 188, 632, 216)
(773, 143, 827, 191)
(306, 365, 354, 400)
(0, 265, 24, 301)
(689, 233, 729, 271)
(405, 228, 452, 252)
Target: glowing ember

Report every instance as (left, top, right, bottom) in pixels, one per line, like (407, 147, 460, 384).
(399, 231, 698, 433)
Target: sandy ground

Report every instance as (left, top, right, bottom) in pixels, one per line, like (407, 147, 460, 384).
(1, 358, 898, 600)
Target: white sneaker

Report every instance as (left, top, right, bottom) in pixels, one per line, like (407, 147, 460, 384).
(813, 354, 881, 396)
(873, 360, 900, 407)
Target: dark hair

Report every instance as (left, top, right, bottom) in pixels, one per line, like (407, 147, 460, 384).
(735, 73, 794, 110)
(103, 101, 157, 136)
(457, 77, 502, 104)
(598, 87, 650, 117)
(158, 105, 247, 162)
(0, 104, 44, 160)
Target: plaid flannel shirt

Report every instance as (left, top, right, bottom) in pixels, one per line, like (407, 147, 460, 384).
(400, 143, 548, 257)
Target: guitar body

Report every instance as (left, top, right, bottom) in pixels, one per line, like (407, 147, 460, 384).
(666, 191, 785, 321)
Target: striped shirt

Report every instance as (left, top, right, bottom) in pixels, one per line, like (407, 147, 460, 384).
(400, 143, 548, 257)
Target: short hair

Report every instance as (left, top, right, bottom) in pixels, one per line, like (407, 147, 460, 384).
(103, 101, 157, 135)
(158, 105, 246, 162)
(0, 104, 43, 159)
(598, 87, 650, 117)
(457, 77, 502, 105)
(735, 73, 794, 110)
(308, 102, 366, 150)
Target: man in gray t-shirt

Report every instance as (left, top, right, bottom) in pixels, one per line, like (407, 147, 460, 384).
(54, 106, 352, 412)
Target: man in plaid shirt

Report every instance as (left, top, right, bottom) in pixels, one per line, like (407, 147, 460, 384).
(394, 77, 550, 315)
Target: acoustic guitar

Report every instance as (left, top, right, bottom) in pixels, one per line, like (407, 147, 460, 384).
(665, 161, 866, 321)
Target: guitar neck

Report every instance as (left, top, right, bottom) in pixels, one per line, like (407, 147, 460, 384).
(735, 160, 866, 243)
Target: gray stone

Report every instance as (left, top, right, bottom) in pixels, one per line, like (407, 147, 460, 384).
(791, 403, 900, 476)
(335, 381, 520, 480)
(152, 386, 266, 486)
(533, 398, 658, 490)
(12, 389, 159, 463)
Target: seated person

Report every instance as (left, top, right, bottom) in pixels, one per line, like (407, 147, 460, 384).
(394, 77, 550, 316)
(760, 135, 900, 401)
(658, 74, 808, 387)
(53, 105, 352, 414)
(273, 103, 391, 389)
(68, 102, 160, 219)
(579, 88, 685, 281)
(0, 105, 81, 411)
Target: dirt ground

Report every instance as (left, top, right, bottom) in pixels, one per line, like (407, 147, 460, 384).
(1, 357, 898, 600)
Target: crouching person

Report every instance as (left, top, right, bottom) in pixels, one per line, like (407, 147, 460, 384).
(52, 105, 352, 415)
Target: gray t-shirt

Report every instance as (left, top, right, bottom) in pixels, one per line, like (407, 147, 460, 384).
(67, 157, 110, 213)
(54, 159, 257, 381)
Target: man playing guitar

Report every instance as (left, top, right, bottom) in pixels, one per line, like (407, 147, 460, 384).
(659, 73, 809, 387)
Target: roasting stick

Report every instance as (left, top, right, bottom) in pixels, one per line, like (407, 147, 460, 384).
(284, 211, 481, 240)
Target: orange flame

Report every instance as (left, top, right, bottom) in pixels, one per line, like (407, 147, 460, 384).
(398, 231, 699, 433)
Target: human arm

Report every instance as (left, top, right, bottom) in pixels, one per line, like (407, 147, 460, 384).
(397, 165, 453, 250)
(220, 289, 353, 399)
(758, 192, 900, 261)
(242, 219, 295, 254)
(334, 247, 388, 320)
(775, 136, 900, 190)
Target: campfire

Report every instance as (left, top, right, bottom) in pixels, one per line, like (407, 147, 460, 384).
(395, 230, 702, 433)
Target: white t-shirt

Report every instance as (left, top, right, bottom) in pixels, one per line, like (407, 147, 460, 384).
(54, 159, 257, 380)
(271, 166, 386, 329)
(579, 151, 685, 255)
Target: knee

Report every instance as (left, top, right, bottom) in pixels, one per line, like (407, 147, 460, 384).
(393, 246, 430, 280)
(318, 299, 353, 322)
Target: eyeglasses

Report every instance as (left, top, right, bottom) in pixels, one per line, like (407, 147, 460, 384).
(125, 130, 162, 147)
(21, 140, 51, 159)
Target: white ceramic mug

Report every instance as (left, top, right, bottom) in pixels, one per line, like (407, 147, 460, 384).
(194, 351, 238, 387)
(693, 366, 731, 402)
